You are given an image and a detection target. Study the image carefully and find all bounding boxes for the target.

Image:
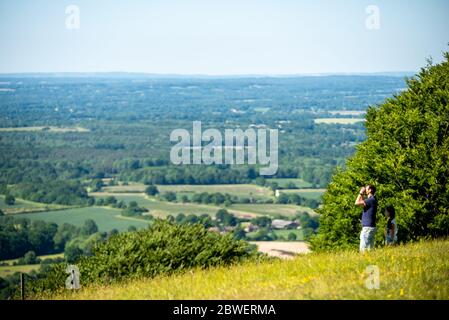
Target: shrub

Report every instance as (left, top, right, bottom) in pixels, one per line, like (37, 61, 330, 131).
(26, 220, 260, 295)
(288, 232, 297, 241)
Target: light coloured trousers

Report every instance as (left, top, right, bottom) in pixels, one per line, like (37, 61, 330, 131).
(360, 227, 376, 252)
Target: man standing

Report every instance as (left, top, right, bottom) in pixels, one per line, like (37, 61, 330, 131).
(355, 185, 377, 252)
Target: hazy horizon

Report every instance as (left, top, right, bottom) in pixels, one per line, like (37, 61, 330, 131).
(1, 0, 448, 74)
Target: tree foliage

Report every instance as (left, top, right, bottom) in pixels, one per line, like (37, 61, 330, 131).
(311, 53, 449, 251)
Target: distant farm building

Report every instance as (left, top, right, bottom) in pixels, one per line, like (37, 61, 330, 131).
(271, 219, 300, 230)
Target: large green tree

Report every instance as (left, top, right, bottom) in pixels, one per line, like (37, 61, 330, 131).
(311, 53, 449, 251)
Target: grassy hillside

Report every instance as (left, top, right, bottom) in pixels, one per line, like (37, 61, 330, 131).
(46, 239, 449, 300)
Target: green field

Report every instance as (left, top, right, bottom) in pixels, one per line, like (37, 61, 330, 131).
(91, 193, 223, 217)
(0, 264, 40, 278)
(3, 207, 150, 232)
(0, 195, 67, 214)
(1, 253, 64, 266)
(47, 239, 449, 300)
(91, 192, 313, 218)
(273, 229, 304, 241)
(103, 183, 273, 199)
(229, 203, 315, 217)
(101, 183, 146, 193)
(280, 188, 326, 200)
(266, 178, 313, 188)
(157, 184, 273, 199)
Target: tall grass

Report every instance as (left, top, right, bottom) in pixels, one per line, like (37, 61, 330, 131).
(45, 239, 449, 300)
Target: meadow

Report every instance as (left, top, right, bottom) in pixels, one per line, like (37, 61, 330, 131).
(10, 207, 150, 231)
(157, 184, 273, 199)
(0, 264, 40, 278)
(47, 239, 449, 300)
(0, 195, 67, 214)
(272, 229, 304, 240)
(280, 189, 326, 201)
(267, 178, 313, 188)
(102, 183, 274, 199)
(91, 191, 315, 218)
(0, 253, 64, 278)
(228, 203, 316, 217)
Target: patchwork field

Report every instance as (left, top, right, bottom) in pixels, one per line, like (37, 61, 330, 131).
(0, 195, 67, 214)
(280, 188, 326, 200)
(101, 183, 146, 193)
(2, 206, 150, 232)
(1, 253, 64, 266)
(0, 253, 65, 277)
(0, 126, 89, 132)
(328, 110, 366, 116)
(0, 264, 40, 278)
(266, 178, 313, 188)
(91, 192, 312, 219)
(157, 184, 273, 199)
(314, 118, 366, 125)
(103, 183, 273, 199)
(91, 193, 221, 217)
(272, 229, 304, 241)
(228, 203, 316, 217)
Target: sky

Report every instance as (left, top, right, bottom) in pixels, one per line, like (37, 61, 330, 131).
(0, 0, 448, 75)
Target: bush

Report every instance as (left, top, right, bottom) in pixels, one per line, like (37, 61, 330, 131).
(26, 220, 260, 295)
(145, 185, 159, 196)
(288, 232, 297, 241)
(81, 219, 98, 236)
(163, 191, 177, 202)
(16, 251, 40, 265)
(4, 194, 15, 206)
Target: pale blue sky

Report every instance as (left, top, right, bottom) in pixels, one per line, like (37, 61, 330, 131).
(0, 0, 448, 74)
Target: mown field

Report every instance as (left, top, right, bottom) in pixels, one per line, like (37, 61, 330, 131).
(1, 253, 64, 266)
(103, 183, 274, 199)
(280, 189, 326, 200)
(267, 179, 313, 188)
(91, 192, 315, 218)
(228, 203, 316, 217)
(0, 253, 65, 278)
(158, 184, 273, 199)
(272, 229, 304, 240)
(47, 239, 449, 300)
(0, 264, 40, 278)
(91, 193, 223, 217)
(6, 207, 150, 231)
(0, 195, 67, 214)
